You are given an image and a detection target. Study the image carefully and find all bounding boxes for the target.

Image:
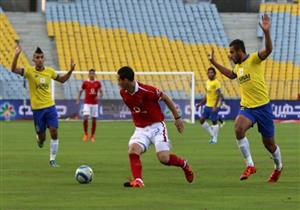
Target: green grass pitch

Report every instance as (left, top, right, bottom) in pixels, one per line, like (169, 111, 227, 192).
(0, 121, 299, 210)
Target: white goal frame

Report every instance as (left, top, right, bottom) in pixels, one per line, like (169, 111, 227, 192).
(53, 71, 195, 123)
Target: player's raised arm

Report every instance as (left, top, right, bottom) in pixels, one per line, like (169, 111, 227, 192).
(11, 45, 24, 75)
(209, 50, 237, 79)
(258, 14, 273, 60)
(161, 93, 184, 134)
(55, 59, 76, 83)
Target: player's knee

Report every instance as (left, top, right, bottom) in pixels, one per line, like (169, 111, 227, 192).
(49, 128, 58, 139)
(212, 121, 218, 125)
(200, 118, 205, 124)
(128, 143, 143, 155)
(235, 125, 245, 139)
(157, 153, 170, 165)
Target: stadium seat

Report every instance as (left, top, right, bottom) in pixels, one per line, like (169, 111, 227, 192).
(45, 0, 236, 99)
(258, 2, 300, 99)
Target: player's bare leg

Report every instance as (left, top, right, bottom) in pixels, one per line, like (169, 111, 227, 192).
(157, 151, 194, 183)
(124, 143, 144, 188)
(262, 137, 283, 183)
(49, 127, 60, 167)
(235, 115, 256, 180)
(36, 132, 46, 148)
(83, 115, 89, 141)
(90, 117, 97, 142)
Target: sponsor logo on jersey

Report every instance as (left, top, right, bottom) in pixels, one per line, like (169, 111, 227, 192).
(239, 73, 251, 84)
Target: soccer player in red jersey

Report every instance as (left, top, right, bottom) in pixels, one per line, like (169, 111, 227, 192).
(77, 69, 103, 142)
(117, 66, 194, 188)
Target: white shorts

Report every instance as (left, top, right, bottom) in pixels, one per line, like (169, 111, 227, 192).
(83, 104, 99, 118)
(129, 122, 171, 153)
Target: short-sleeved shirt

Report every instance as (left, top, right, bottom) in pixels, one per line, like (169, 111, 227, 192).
(81, 80, 102, 104)
(23, 66, 57, 110)
(120, 82, 164, 128)
(233, 52, 270, 108)
(206, 79, 221, 107)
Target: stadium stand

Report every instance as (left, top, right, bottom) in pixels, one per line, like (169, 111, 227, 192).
(45, 0, 238, 99)
(1, 1, 298, 100)
(258, 2, 300, 99)
(0, 7, 29, 99)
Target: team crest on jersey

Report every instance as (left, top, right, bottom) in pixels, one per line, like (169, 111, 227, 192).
(36, 77, 49, 90)
(239, 68, 244, 76)
(133, 106, 141, 113)
(40, 77, 46, 83)
(89, 88, 96, 95)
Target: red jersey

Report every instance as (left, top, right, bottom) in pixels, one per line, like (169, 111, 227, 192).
(120, 82, 164, 128)
(81, 80, 102, 104)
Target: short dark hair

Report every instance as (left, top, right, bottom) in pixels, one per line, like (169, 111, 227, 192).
(207, 67, 216, 74)
(89, 69, 95, 73)
(35, 47, 43, 54)
(229, 39, 246, 53)
(117, 66, 134, 81)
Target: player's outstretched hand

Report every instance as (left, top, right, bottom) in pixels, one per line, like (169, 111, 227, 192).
(208, 49, 215, 64)
(259, 13, 271, 32)
(70, 59, 76, 71)
(15, 44, 22, 55)
(174, 118, 184, 134)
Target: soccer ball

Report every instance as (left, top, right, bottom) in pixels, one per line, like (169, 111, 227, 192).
(75, 165, 94, 184)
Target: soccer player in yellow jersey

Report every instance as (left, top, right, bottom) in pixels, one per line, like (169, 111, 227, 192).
(10, 45, 75, 167)
(209, 14, 283, 182)
(196, 67, 223, 144)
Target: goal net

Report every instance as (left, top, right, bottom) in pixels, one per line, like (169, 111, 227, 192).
(52, 71, 195, 123)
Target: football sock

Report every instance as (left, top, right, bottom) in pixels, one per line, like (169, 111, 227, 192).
(201, 122, 214, 137)
(166, 154, 185, 168)
(91, 118, 96, 136)
(271, 145, 283, 171)
(50, 139, 59, 161)
(236, 137, 254, 167)
(129, 154, 142, 179)
(211, 124, 220, 139)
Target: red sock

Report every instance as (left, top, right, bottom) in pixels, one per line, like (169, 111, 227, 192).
(166, 154, 185, 168)
(91, 118, 96, 136)
(129, 154, 142, 179)
(83, 119, 88, 135)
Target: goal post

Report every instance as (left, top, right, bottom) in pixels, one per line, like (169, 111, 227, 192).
(53, 71, 195, 123)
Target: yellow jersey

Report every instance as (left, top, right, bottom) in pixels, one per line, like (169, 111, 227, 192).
(206, 79, 221, 107)
(233, 52, 269, 108)
(23, 66, 58, 110)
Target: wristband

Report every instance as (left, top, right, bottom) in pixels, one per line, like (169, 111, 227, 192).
(175, 116, 181, 120)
